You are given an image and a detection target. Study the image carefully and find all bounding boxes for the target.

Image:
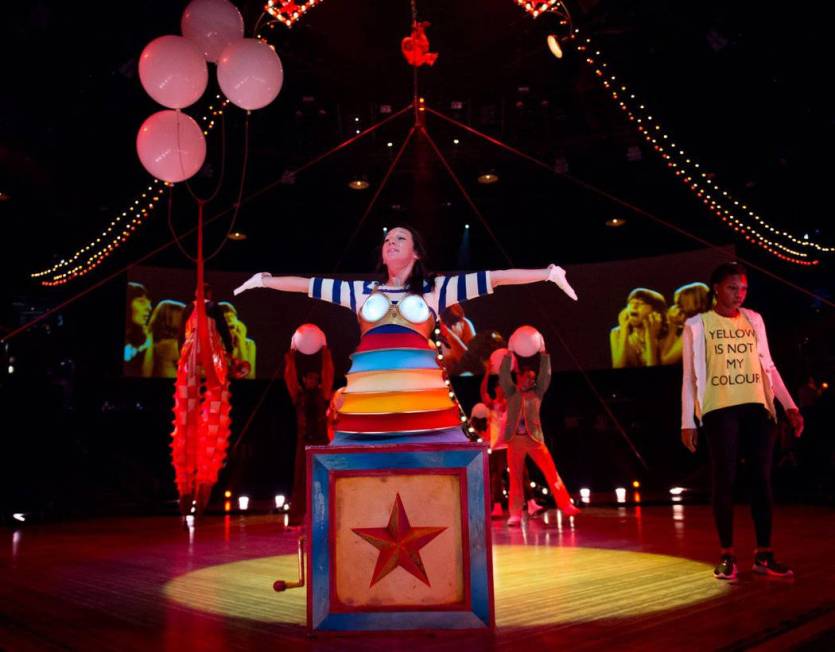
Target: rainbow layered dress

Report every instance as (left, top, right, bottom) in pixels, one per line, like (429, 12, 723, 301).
(307, 273, 493, 444)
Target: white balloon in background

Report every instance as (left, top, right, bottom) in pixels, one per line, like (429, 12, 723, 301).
(217, 38, 284, 110)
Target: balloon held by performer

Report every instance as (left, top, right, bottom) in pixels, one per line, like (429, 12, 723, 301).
(234, 225, 578, 445)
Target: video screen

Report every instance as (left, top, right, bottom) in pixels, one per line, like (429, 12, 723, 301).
(124, 246, 733, 378)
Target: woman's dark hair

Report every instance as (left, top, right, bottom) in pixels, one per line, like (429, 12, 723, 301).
(707, 261, 748, 305)
(377, 225, 435, 294)
(216, 301, 238, 318)
(149, 299, 186, 340)
(125, 282, 150, 346)
(626, 287, 669, 339)
(627, 287, 667, 314)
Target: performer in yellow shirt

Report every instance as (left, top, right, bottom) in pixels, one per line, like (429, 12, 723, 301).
(680, 262, 803, 580)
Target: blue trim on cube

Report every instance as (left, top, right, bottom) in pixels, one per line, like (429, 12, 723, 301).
(308, 444, 492, 631)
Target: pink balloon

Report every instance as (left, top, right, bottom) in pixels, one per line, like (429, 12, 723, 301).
(508, 326, 545, 358)
(292, 324, 326, 355)
(139, 35, 208, 109)
(217, 39, 284, 111)
(181, 0, 244, 63)
(136, 110, 207, 183)
(489, 347, 518, 374)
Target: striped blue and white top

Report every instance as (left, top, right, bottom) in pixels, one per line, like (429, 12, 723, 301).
(307, 271, 493, 314)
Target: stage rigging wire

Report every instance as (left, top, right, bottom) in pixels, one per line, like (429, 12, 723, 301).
(7, 5, 834, 479)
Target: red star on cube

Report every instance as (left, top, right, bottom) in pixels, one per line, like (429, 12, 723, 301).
(352, 493, 447, 587)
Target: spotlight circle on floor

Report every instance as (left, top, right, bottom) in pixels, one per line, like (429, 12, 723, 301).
(164, 545, 729, 626)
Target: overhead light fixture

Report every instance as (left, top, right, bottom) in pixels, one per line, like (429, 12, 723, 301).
(606, 217, 627, 228)
(228, 232, 247, 241)
(547, 34, 563, 59)
(347, 178, 370, 190)
(477, 172, 499, 185)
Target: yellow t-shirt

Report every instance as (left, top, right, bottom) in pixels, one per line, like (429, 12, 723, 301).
(701, 310, 768, 416)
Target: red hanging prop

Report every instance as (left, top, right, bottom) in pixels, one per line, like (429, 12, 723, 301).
(170, 202, 233, 516)
(401, 21, 438, 67)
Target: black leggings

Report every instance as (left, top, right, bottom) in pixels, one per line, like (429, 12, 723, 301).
(702, 403, 776, 549)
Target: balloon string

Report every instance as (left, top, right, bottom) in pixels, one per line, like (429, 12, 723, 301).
(183, 107, 228, 205)
(206, 112, 251, 261)
(10, 104, 414, 343)
(167, 186, 198, 263)
(420, 124, 649, 471)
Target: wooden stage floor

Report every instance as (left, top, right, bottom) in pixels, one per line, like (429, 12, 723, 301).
(2, 504, 834, 651)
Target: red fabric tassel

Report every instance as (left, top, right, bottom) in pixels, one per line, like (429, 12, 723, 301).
(171, 307, 231, 515)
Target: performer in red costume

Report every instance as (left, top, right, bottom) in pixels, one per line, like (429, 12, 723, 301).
(284, 344, 333, 525)
(234, 225, 578, 445)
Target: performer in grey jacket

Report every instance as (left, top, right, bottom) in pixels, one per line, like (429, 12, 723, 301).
(499, 348, 580, 526)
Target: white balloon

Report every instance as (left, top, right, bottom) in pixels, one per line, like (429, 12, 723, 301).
(181, 0, 244, 63)
(139, 35, 208, 109)
(508, 326, 544, 358)
(471, 403, 489, 419)
(488, 347, 518, 374)
(136, 110, 206, 183)
(217, 38, 284, 110)
(291, 324, 326, 355)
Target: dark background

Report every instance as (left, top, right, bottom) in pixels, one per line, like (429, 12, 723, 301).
(1, 1, 833, 520)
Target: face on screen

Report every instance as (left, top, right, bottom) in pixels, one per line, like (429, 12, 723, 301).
(131, 295, 152, 327)
(627, 298, 653, 326)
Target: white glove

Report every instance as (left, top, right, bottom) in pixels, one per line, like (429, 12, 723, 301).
(233, 272, 271, 296)
(547, 264, 578, 301)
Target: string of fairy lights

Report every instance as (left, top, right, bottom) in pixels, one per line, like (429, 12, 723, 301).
(566, 26, 830, 266)
(264, 0, 324, 28)
(514, 1, 562, 19)
(431, 323, 477, 439)
(34, 1, 831, 285)
(31, 97, 231, 286)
